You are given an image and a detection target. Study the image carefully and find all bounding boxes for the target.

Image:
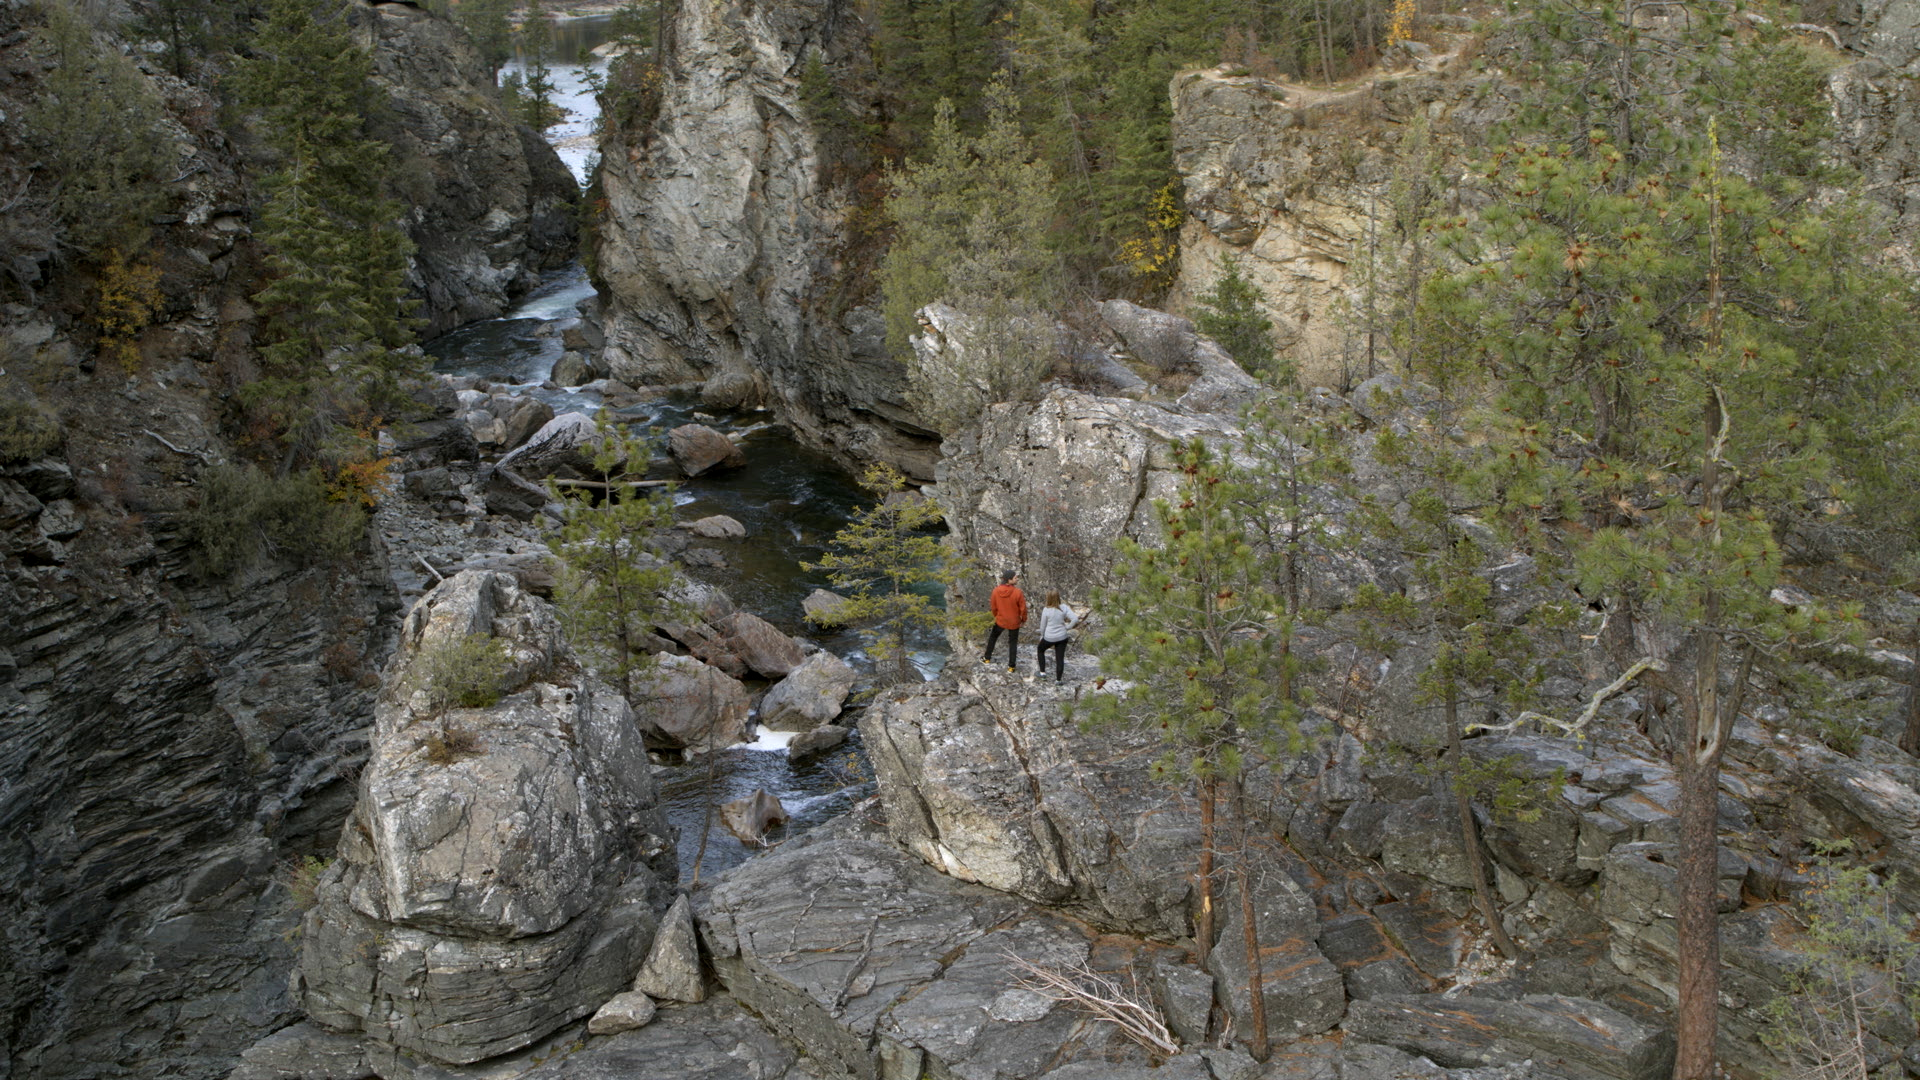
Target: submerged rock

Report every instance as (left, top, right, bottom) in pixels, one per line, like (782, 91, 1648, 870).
(294, 571, 676, 1066)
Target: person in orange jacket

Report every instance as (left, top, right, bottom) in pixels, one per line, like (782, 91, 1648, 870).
(982, 568, 1028, 673)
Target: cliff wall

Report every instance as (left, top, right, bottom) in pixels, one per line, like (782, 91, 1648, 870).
(592, 0, 940, 478)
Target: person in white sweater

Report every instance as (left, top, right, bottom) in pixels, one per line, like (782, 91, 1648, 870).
(1034, 590, 1082, 682)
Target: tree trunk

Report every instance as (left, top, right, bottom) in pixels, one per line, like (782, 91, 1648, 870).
(1671, 725, 1722, 1080)
(1902, 614, 1920, 757)
(1195, 774, 1218, 967)
(1445, 685, 1519, 959)
(1231, 775, 1270, 1061)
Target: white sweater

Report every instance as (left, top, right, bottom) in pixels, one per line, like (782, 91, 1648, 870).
(1039, 604, 1079, 642)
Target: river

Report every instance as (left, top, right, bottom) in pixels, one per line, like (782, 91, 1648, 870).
(430, 13, 946, 883)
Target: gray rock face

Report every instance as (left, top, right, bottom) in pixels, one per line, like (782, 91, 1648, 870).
(1098, 300, 1263, 414)
(698, 820, 1162, 1080)
(860, 666, 1199, 937)
(1346, 994, 1675, 1080)
(628, 652, 751, 752)
(632, 894, 706, 1004)
(934, 387, 1243, 613)
(294, 571, 675, 1065)
(759, 651, 856, 730)
(0, 400, 395, 1078)
(788, 724, 850, 763)
(1206, 864, 1347, 1046)
(349, 1, 575, 338)
(520, 996, 821, 1080)
(593, 0, 940, 478)
(340, 8, 575, 332)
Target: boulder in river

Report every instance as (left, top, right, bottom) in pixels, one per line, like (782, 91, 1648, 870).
(788, 723, 850, 764)
(758, 651, 856, 731)
(694, 612, 806, 680)
(498, 411, 621, 479)
(802, 587, 851, 626)
(686, 514, 746, 539)
(628, 652, 751, 752)
(495, 395, 557, 453)
(720, 789, 789, 845)
(667, 423, 746, 476)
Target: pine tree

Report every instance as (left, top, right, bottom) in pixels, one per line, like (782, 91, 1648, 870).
(456, 0, 514, 73)
(804, 465, 957, 687)
(550, 416, 683, 700)
(232, 0, 420, 466)
(24, 0, 172, 259)
(1420, 38, 1901, 1064)
(1191, 254, 1277, 381)
(516, 0, 563, 130)
(879, 82, 1060, 434)
(1079, 438, 1306, 1061)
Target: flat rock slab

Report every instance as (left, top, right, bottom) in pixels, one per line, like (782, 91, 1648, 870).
(1346, 993, 1675, 1080)
(1372, 897, 1467, 981)
(522, 997, 822, 1080)
(699, 823, 1155, 1080)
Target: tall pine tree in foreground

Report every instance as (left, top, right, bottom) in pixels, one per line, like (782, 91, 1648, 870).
(1079, 439, 1307, 1061)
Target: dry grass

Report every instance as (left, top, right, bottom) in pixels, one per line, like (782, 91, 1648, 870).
(1002, 950, 1179, 1054)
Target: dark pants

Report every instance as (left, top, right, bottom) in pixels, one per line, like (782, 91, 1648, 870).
(1037, 639, 1068, 680)
(984, 626, 1019, 668)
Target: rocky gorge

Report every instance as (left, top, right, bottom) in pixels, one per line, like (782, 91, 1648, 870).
(6, 1, 1920, 1080)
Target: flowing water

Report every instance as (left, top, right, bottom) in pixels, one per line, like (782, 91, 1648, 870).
(429, 14, 948, 883)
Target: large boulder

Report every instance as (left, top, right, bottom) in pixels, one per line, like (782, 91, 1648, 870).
(859, 666, 1199, 937)
(498, 411, 618, 479)
(697, 819, 1172, 1080)
(666, 424, 746, 477)
(694, 612, 806, 680)
(1097, 299, 1262, 415)
(294, 571, 675, 1065)
(628, 653, 751, 752)
(758, 651, 856, 731)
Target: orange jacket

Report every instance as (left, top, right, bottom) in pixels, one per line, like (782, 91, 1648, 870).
(990, 583, 1028, 629)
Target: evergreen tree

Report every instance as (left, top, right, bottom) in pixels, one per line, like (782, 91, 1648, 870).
(129, 0, 242, 80)
(456, 0, 514, 73)
(804, 465, 956, 687)
(550, 416, 684, 700)
(1421, 49, 1898, 1068)
(24, 0, 173, 259)
(873, 0, 1001, 145)
(1079, 438, 1306, 1061)
(1191, 254, 1277, 381)
(516, 0, 563, 130)
(879, 83, 1060, 433)
(232, 0, 420, 465)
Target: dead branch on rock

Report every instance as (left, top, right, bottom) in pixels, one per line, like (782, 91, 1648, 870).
(1002, 950, 1178, 1055)
(1465, 656, 1665, 738)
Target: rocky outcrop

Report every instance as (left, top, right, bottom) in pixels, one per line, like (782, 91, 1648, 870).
(294, 571, 676, 1065)
(932, 387, 1243, 610)
(350, 1, 578, 337)
(696, 816, 1217, 1080)
(859, 667, 1200, 937)
(593, 0, 941, 477)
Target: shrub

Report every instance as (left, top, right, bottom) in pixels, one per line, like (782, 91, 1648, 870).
(417, 632, 513, 711)
(183, 462, 367, 579)
(421, 721, 484, 765)
(0, 397, 61, 462)
(282, 855, 331, 911)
